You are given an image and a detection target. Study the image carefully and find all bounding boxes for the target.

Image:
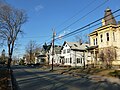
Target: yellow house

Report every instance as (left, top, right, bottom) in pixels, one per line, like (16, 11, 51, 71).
(89, 8, 120, 67)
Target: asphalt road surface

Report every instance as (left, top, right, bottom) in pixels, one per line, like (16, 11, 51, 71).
(12, 65, 120, 90)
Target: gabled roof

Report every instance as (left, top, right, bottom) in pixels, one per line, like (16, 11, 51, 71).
(61, 41, 89, 51)
(54, 45, 61, 54)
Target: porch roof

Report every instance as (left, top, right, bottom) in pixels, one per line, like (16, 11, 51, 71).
(86, 45, 98, 50)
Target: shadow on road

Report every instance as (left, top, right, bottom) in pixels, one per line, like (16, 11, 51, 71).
(12, 66, 120, 90)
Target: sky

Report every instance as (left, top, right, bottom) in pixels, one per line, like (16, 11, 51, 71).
(0, 0, 120, 58)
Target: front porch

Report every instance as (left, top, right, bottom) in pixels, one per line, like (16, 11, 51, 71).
(86, 46, 100, 67)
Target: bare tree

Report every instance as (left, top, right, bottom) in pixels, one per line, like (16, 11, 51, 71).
(99, 47, 117, 69)
(74, 35, 83, 44)
(0, 2, 27, 67)
(25, 40, 41, 64)
(74, 34, 89, 44)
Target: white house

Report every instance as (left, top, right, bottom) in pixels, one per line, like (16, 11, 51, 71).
(60, 41, 89, 67)
(48, 45, 61, 65)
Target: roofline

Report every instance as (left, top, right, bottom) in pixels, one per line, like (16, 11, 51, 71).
(71, 49, 86, 52)
(60, 41, 66, 51)
(89, 24, 119, 36)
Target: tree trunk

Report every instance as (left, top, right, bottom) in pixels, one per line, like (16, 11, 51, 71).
(7, 57, 12, 68)
(7, 43, 14, 68)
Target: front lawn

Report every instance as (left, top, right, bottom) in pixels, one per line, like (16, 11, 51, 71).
(109, 70, 120, 78)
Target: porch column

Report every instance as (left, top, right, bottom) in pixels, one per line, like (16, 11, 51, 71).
(93, 49, 95, 66)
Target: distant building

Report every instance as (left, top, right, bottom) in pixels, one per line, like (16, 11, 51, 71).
(35, 43, 51, 65)
(48, 45, 61, 65)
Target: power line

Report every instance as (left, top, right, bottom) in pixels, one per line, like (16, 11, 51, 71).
(61, 14, 120, 40)
(18, 36, 50, 39)
(42, 0, 109, 45)
(56, 0, 109, 35)
(54, 8, 120, 41)
(56, 0, 97, 29)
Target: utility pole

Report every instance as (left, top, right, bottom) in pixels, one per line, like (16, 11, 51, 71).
(51, 30, 56, 71)
(83, 50, 85, 69)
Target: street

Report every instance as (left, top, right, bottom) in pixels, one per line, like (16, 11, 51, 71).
(12, 65, 120, 90)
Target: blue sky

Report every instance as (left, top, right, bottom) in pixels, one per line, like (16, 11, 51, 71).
(1, 0, 120, 57)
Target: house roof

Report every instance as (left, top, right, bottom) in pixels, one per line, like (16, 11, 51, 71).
(89, 8, 117, 36)
(89, 24, 118, 36)
(86, 45, 98, 50)
(37, 55, 46, 57)
(54, 45, 61, 54)
(61, 41, 89, 51)
(104, 8, 116, 25)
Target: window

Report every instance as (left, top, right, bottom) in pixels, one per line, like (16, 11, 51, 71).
(100, 34, 103, 42)
(106, 33, 109, 41)
(93, 38, 97, 45)
(96, 38, 97, 45)
(93, 39, 95, 45)
(60, 59, 61, 63)
(63, 50, 66, 54)
(77, 58, 80, 63)
(66, 58, 67, 63)
(113, 32, 115, 41)
(81, 58, 83, 64)
(70, 58, 72, 63)
(67, 49, 70, 53)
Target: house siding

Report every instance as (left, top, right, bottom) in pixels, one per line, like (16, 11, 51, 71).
(89, 25, 120, 66)
(61, 42, 89, 67)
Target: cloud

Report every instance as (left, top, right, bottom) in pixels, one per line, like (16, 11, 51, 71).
(34, 4, 44, 12)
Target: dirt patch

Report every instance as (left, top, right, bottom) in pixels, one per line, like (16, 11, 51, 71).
(0, 68, 11, 90)
(52, 67, 119, 79)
